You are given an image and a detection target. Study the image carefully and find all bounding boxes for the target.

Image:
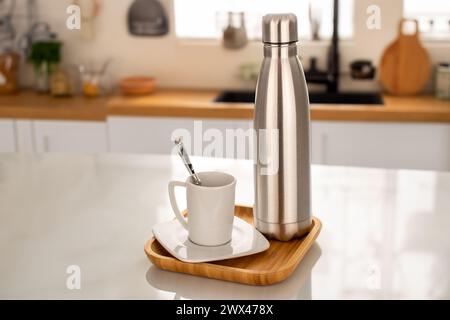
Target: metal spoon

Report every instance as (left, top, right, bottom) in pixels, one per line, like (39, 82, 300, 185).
(174, 137, 202, 185)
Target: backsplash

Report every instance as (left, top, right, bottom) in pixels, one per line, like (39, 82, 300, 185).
(9, 0, 450, 90)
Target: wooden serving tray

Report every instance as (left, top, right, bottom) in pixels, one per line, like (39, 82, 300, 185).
(144, 205, 322, 286)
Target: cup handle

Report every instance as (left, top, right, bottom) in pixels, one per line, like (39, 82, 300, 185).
(168, 181, 188, 229)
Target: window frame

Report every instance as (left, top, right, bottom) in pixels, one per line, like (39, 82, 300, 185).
(172, 0, 355, 43)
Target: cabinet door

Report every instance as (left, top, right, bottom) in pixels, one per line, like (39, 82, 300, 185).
(33, 120, 108, 153)
(108, 117, 253, 158)
(0, 119, 15, 153)
(315, 121, 450, 171)
(108, 116, 195, 154)
(311, 122, 324, 165)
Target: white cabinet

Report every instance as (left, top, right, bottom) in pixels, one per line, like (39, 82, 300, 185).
(108, 117, 194, 154)
(4, 115, 449, 171)
(311, 121, 450, 171)
(0, 119, 15, 153)
(108, 117, 450, 170)
(33, 120, 108, 153)
(108, 116, 252, 158)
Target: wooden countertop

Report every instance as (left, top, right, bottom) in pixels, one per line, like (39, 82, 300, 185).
(1, 89, 450, 123)
(107, 90, 253, 119)
(0, 92, 107, 121)
(311, 95, 450, 123)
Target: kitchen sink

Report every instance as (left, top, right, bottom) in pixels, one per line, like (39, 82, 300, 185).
(214, 91, 384, 105)
(215, 91, 255, 103)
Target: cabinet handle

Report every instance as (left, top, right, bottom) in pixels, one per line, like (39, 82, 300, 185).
(43, 136, 50, 153)
(321, 134, 328, 165)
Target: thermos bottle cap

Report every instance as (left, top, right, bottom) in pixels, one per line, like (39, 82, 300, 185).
(262, 13, 298, 44)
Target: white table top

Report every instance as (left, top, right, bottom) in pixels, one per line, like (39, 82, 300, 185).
(0, 154, 449, 300)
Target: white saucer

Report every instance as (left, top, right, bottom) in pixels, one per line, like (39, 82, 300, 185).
(152, 217, 270, 263)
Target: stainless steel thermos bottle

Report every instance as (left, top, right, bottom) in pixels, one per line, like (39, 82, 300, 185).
(254, 14, 312, 241)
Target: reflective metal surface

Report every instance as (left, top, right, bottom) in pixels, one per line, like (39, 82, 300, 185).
(255, 14, 312, 241)
(262, 13, 298, 44)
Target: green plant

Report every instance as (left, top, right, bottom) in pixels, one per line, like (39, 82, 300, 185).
(28, 41, 62, 71)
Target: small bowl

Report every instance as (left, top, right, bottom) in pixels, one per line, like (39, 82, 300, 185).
(120, 77, 156, 96)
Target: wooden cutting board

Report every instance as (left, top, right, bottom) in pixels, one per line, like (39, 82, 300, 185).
(380, 19, 431, 95)
(145, 205, 322, 286)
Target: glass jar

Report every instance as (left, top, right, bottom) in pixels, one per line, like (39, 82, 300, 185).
(51, 67, 73, 97)
(0, 50, 20, 94)
(82, 71, 102, 98)
(78, 60, 110, 98)
(34, 62, 54, 93)
(435, 63, 450, 100)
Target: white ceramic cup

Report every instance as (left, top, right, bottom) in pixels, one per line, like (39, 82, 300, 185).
(168, 172, 236, 247)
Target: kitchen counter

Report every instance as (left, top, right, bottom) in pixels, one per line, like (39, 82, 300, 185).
(1, 154, 449, 299)
(0, 92, 107, 121)
(1, 90, 450, 123)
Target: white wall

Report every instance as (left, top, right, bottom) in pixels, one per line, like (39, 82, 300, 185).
(11, 0, 450, 90)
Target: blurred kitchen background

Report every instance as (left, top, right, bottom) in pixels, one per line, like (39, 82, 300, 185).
(1, 0, 450, 171)
(2, 0, 450, 89)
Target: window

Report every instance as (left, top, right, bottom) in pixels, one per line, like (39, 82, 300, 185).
(404, 0, 450, 40)
(174, 0, 354, 41)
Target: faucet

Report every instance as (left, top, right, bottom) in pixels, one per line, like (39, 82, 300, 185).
(305, 0, 340, 93)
